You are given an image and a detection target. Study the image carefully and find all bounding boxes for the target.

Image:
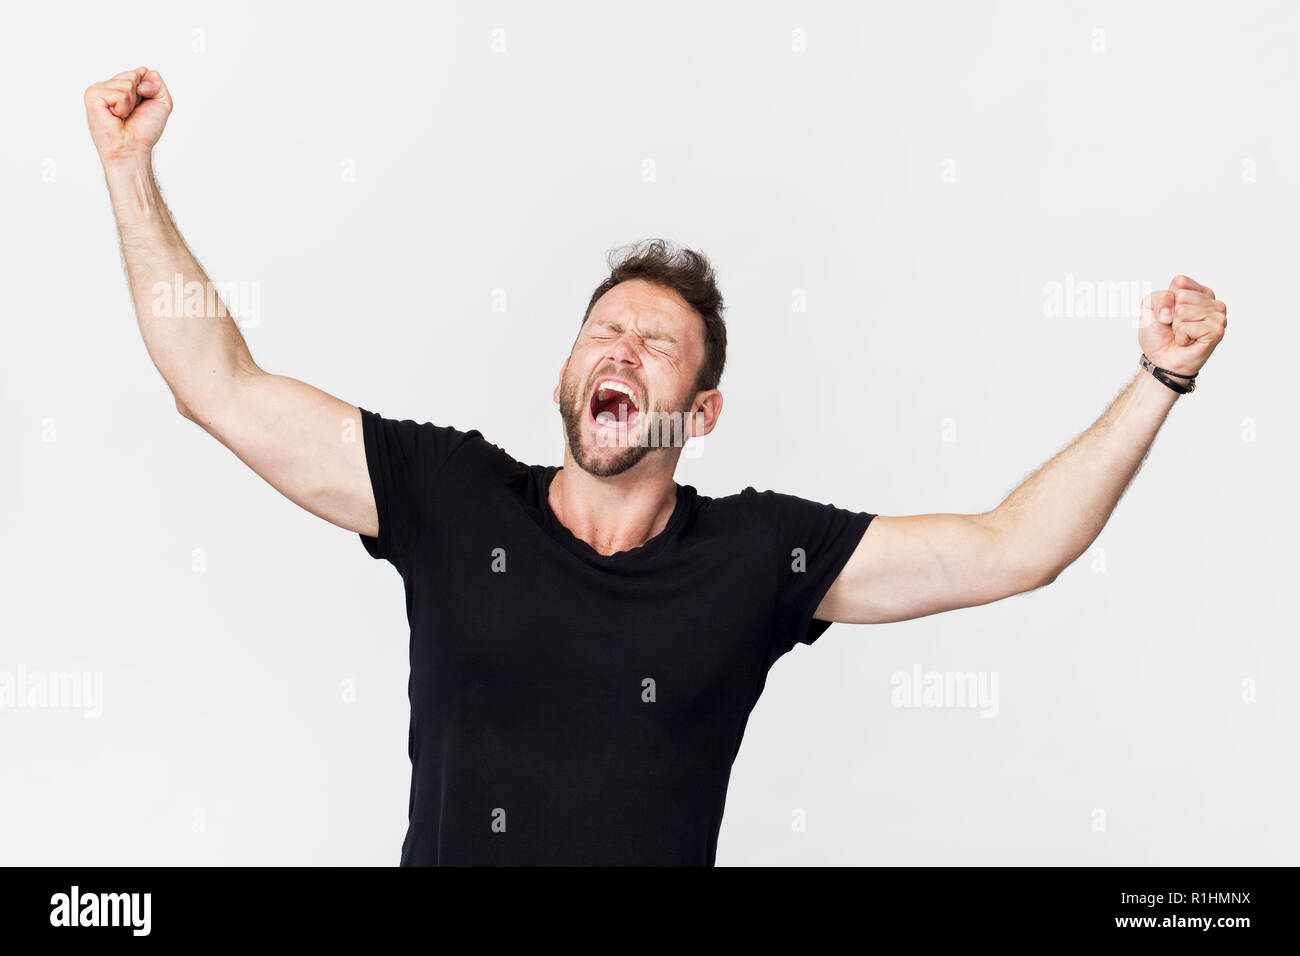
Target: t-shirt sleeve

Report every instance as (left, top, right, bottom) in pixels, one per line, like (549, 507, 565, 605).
(746, 488, 876, 661)
(356, 406, 481, 569)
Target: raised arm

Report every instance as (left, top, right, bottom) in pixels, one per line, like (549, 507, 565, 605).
(85, 67, 378, 537)
(816, 277, 1228, 625)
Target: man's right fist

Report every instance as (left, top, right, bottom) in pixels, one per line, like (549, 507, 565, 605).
(84, 67, 172, 162)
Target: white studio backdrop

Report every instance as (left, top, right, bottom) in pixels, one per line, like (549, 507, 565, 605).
(1, 0, 1296, 865)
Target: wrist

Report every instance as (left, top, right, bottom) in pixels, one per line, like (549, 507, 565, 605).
(100, 148, 154, 178)
(101, 153, 160, 222)
(1138, 354, 1195, 396)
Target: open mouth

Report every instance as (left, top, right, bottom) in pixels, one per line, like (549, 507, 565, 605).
(588, 377, 642, 428)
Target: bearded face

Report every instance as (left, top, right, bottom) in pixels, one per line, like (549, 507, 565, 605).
(558, 364, 693, 477)
(556, 278, 716, 476)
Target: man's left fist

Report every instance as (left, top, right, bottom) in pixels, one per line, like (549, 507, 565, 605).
(1138, 275, 1228, 378)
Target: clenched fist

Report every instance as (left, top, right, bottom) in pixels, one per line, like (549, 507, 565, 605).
(84, 67, 172, 163)
(1139, 275, 1228, 379)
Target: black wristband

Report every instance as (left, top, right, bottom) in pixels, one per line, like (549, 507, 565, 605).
(1152, 367, 1195, 394)
(1139, 353, 1197, 394)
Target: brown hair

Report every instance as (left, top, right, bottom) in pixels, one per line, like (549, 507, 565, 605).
(581, 239, 727, 396)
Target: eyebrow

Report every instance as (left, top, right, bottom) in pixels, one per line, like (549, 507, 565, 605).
(593, 319, 677, 345)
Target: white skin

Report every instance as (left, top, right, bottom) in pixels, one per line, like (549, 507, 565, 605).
(85, 67, 1228, 624)
(550, 278, 722, 555)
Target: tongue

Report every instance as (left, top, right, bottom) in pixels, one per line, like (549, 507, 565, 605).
(595, 395, 637, 424)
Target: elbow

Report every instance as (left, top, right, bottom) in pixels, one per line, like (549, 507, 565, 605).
(1005, 556, 1059, 594)
(175, 397, 195, 421)
(1019, 565, 1059, 593)
(994, 538, 1060, 594)
(986, 512, 1059, 596)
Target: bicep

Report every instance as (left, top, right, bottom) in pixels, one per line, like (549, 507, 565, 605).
(180, 370, 377, 536)
(814, 512, 1041, 625)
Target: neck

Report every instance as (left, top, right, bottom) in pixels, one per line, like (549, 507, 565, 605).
(548, 454, 679, 556)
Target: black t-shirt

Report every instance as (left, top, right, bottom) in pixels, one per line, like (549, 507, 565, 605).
(356, 407, 875, 865)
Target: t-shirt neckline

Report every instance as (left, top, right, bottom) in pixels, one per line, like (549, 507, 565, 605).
(540, 465, 688, 563)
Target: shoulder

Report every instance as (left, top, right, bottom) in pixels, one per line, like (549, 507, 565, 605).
(685, 485, 781, 540)
(358, 406, 526, 483)
(710, 485, 876, 552)
(706, 486, 814, 525)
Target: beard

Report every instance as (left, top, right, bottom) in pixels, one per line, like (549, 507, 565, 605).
(558, 368, 688, 478)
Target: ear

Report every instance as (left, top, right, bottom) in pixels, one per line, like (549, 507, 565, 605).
(685, 389, 723, 439)
(553, 358, 569, 404)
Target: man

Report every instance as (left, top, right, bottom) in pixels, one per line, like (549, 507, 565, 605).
(85, 67, 1228, 866)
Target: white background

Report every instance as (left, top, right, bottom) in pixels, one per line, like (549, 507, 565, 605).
(1, 0, 1296, 865)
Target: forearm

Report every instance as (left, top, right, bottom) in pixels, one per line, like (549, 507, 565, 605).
(991, 368, 1179, 582)
(102, 155, 258, 413)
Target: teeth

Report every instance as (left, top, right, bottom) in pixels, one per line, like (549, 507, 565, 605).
(596, 380, 639, 407)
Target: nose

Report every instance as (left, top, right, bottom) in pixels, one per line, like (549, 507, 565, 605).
(602, 331, 645, 369)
